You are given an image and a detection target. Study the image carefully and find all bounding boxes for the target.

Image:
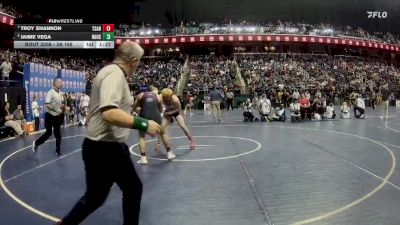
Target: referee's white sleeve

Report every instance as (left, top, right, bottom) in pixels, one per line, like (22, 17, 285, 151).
(45, 90, 52, 104)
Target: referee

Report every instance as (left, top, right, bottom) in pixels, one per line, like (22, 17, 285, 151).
(56, 42, 160, 225)
(32, 78, 64, 156)
(209, 86, 223, 123)
(226, 89, 234, 111)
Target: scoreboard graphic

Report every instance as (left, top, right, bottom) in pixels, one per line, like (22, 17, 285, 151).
(14, 23, 115, 49)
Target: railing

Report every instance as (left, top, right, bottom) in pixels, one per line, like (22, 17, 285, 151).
(115, 34, 400, 53)
(175, 56, 189, 96)
(232, 60, 247, 95)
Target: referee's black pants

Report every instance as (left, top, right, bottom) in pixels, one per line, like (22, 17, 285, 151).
(226, 99, 234, 110)
(354, 106, 365, 118)
(35, 112, 62, 153)
(61, 138, 142, 225)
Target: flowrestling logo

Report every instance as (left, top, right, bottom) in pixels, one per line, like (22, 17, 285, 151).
(367, 11, 388, 19)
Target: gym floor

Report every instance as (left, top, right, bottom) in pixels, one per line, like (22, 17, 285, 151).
(1, 107, 400, 225)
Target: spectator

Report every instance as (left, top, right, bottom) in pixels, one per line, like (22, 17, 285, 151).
(381, 86, 390, 111)
(66, 93, 76, 125)
(271, 104, 286, 122)
(12, 104, 26, 130)
(292, 89, 300, 100)
(299, 93, 311, 120)
(324, 103, 336, 119)
(31, 95, 40, 131)
(242, 99, 254, 122)
(184, 93, 195, 115)
(289, 99, 301, 122)
(258, 94, 271, 122)
(226, 89, 235, 110)
(1, 102, 24, 136)
(78, 92, 90, 126)
(354, 94, 366, 119)
(340, 102, 351, 119)
(0, 58, 12, 87)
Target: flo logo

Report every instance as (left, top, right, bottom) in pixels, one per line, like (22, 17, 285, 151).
(367, 11, 388, 18)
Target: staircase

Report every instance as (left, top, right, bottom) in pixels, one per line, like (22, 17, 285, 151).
(175, 56, 190, 97)
(233, 59, 247, 95)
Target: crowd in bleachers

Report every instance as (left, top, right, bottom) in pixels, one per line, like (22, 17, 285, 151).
(235, 53, 400, 122)
(2, 48, 399, 98)
(117, 20, 400, 45)
(131, 57, 184, 90)
(187, 55, 237, 92)
(236, 54, 306, 93)
(0, 48, 187, 91)
(0, 49, 30, 71)
(1, 49, 400, 137)
(2, 42, 400, 129)
(0, 2, 16, 16)
(236, 53, 400, 96)
(0, 48, 112, 87)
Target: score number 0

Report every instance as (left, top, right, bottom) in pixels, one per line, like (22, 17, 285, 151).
(102, 24, 115, 32)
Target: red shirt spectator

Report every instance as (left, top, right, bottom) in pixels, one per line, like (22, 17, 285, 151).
(299, 96, 310, 108)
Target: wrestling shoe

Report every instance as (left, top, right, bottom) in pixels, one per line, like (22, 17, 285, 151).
(167, 151, 176, 160)
(137, 156, 148, 165)
(32, 140, 38, 153)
